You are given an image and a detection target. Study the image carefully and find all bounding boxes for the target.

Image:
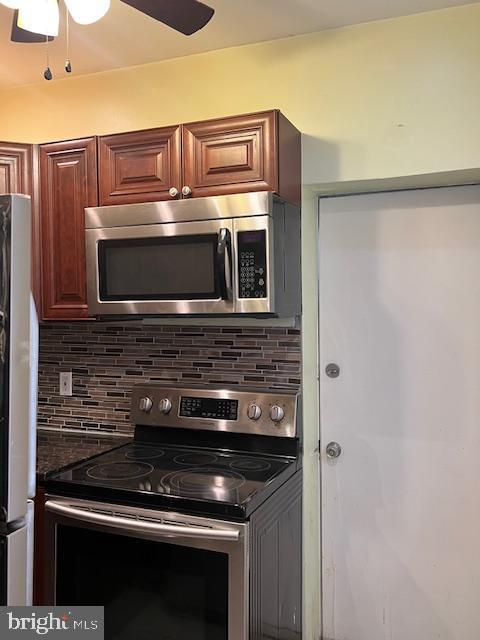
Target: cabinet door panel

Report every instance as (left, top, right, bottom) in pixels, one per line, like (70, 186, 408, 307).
(0, 157, 15, 194)
(0, 143, 30, 196)
(40, 138, 97, 320)
(98, 127, 181, 205)
(182, 111, 278, 198)
(0, 143, 42, 315)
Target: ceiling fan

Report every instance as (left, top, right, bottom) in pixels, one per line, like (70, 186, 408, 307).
(3, 0, 215, 43)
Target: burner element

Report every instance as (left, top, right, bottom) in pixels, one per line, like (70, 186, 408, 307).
(174, 452, 218, 466)
(230, 458, 271, 472)
(161, 468, 245, 496)
(125, 446, 165, 461)
(87, 461, 153, 481)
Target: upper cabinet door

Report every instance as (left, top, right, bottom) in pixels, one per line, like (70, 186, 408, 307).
(0, 142, 31, 195)
(98, 126, 182, 205)
(0, 142, 42, 317)
(182, 111, 278, 199)
(40, 138, 98, 320)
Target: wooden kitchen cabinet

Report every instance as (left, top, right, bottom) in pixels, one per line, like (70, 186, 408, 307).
(182, 110, 301, 205)
(98, 126, 182, 205)
(98, 110, 301, 206)
(0, 141, 31, 194)
(39, 137, 98, 320)
(0, 142, 42, 315)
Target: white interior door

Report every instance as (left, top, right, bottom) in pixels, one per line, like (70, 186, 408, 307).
(319, 185, 480, 640)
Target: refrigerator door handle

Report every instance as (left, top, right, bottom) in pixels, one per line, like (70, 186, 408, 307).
(28, 295, 39, 500)
(25, 500, 34, 605)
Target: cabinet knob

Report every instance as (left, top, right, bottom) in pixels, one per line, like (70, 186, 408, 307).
(169, 187, 179, 198)
(181, 185, 192, 197)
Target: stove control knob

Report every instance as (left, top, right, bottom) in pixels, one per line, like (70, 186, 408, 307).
(270, 405, 285, 423)
(139, 396, 153, 413)
(247, 404, 262, 421)
(159, 398, 172, 415)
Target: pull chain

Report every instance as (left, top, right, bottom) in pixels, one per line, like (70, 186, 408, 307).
(65, 3, 72, 73)
(44, 35, 52, 81)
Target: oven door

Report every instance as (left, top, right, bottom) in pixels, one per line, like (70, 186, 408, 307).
(86, 219, 234, 316)
(44, 497, 248, 640)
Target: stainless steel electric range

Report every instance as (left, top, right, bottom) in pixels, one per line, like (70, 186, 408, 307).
(44, 385, 303, 640)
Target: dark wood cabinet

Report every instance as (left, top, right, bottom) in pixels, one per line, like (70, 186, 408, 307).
(98, 126, 182, 205)
(98, 111, 301, 206)
(0, 142, 31, 195)
(0, 142, 42, 315)
(182, 110, 301, 205)
(39, 138, 98, 320)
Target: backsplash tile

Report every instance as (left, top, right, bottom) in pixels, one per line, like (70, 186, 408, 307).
(38, 323, 302, 435)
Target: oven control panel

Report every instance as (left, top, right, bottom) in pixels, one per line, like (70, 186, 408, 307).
(180, 396, 238, 421)
(237, 230, 267, 299)
(131, 385, 299, 438)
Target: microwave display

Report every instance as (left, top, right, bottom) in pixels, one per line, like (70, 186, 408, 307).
(237, 230, 267, 299)
(180, 397, 239, 421)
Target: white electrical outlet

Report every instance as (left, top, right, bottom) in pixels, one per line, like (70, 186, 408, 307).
(59, 371, 73, 396)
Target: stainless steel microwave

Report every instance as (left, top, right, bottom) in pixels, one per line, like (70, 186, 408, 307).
(85, 192, 301, 317)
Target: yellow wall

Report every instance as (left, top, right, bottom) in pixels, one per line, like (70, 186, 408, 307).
(1, 3, 480, 186)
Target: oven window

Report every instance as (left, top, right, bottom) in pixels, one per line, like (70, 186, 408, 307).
(56, 525, 228, 640)
(98, 235, 219, 301)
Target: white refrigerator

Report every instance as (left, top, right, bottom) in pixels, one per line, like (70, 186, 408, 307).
(0, 195, 38, 605)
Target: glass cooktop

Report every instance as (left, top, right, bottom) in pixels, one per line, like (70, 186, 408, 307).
(49, 443, 296, 515)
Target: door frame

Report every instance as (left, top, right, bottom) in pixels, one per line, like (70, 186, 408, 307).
(306, 171, 480, 640)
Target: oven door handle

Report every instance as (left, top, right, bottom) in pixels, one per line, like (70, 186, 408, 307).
(216, 228, 233, 301)
(45, 500, 240, 541)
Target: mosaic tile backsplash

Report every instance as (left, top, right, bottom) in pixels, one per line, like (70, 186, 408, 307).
(38, 323, 302, 435)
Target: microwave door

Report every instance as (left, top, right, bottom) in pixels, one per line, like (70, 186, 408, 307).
(86, 220, 235, 316)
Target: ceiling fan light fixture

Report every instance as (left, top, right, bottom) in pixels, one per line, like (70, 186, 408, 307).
(17, 0, 59, 37)
(64, 0, 111, 25)
(0, 1, 24, 9)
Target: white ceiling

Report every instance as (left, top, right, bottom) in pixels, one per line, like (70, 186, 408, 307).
(0, 0, 477, 89)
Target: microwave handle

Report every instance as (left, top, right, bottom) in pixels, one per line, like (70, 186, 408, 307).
(217, 228, 233, 301)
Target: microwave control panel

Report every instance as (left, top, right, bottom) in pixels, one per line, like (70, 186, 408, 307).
(237, 230, 267, 298)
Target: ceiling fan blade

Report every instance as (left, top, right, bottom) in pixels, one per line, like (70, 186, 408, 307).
(10, 11, 55, 43)
(120, 0, 214, 36)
